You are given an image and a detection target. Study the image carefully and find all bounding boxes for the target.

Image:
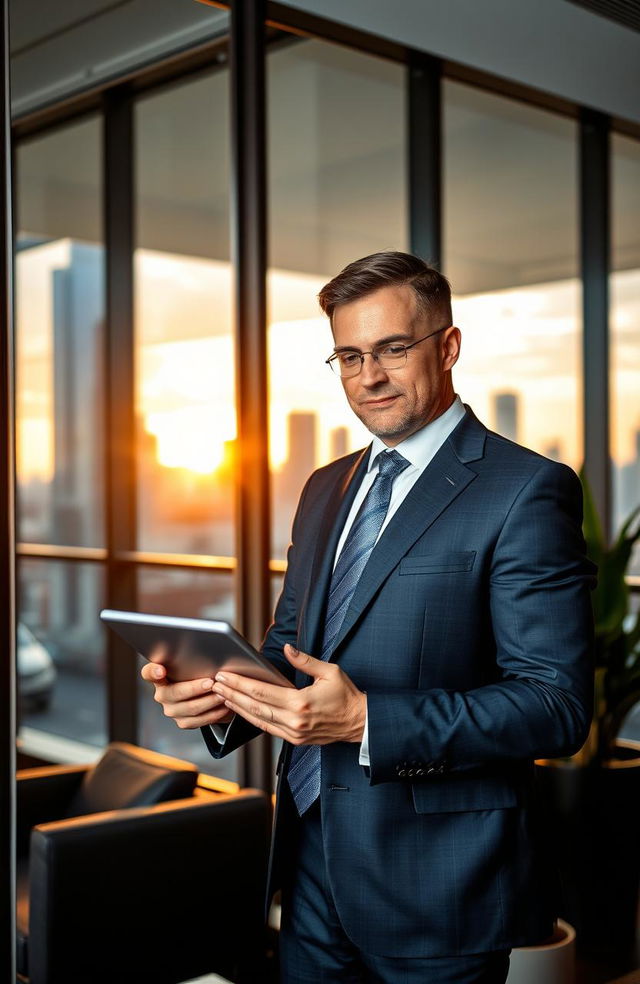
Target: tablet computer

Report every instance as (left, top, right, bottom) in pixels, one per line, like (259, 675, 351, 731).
(99, 609, 295, 688)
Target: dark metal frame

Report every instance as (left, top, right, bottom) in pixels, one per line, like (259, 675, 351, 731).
(229, 0, 273, 791)
(5, 0, 638, 825)
(0, 0, 15, 977)
(408, 51, 442, 267)
(103, 84, 139, 740)
(580, 108, 611, 540)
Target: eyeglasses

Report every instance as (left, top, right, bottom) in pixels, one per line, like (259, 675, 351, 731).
(325, 326, 449, 378)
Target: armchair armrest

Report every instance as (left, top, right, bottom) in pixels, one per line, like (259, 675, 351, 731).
(28, 789, 271, 984)
(17, 765, 90, 856)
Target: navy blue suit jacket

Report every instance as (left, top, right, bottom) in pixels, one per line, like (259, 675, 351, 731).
(202, 406, 595, 958)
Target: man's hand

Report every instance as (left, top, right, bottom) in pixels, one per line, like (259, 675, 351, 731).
(212, 644, 367, 745)
(140, 659, 234, 730)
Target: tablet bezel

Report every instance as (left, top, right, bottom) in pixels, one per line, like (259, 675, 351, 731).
(99, 609, 294, 688)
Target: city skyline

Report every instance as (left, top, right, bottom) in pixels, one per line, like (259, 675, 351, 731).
(17, 240, 640, 552)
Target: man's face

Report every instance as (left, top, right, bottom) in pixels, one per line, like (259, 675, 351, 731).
(331, 285, 460, 447)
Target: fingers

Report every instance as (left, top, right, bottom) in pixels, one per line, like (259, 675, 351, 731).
(216, 690, 301, 742)
(140, 661, 166, 683)
(141, 663, 217, 703)
(140, 660, 233, 730)
(213, 676, 310, 743)
(172, 704, 235, 730)
(214, 671, 293, 709)
(284, 643, 329, 677)
(158, 688, 225, 719)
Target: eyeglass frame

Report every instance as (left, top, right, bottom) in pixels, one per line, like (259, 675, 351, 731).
(325, 325, 450, 377)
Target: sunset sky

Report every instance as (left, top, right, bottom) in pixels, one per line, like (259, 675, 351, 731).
(16, 242, 640, 483)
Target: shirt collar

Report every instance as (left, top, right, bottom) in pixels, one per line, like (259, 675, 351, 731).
(366, 394, 466, 472)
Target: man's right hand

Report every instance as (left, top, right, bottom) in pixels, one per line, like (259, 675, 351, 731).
(140, 661, 234, 730)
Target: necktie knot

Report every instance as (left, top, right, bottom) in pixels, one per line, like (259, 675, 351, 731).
(375, 448, 410, 481)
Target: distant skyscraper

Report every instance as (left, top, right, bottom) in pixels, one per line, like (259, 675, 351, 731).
(543, 441, 562, 462)
(288, 411, 316, 474)
(493, 391, 520, 443)
(280, 412, 317, 504)
(330, 426, 349, 460)
(50, 242, 104, 646)
(272, 411, 319, 557)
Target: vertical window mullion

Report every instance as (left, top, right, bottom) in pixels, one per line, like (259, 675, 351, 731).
(103, 86, 138, 741)
(230, 0, 272, 791)
(580, 108, 611, 539)
(1, 0, 16, 976)
(409, 51, 442, 268)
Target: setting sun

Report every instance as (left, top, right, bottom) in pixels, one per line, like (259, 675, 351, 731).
(145, 407, 230, 474)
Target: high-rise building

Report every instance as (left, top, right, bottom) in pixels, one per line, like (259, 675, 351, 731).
(330, 426, 349, 460)
(493, 391, 520, 443)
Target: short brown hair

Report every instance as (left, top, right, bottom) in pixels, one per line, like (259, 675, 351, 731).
(318, 250, 452, 327)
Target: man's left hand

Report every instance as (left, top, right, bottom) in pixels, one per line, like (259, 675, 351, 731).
(212, 644, 366, 745)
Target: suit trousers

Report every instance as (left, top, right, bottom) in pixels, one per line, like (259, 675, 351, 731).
(278, 799, 511, 984)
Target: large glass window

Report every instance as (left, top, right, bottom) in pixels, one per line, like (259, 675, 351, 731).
(611, 133, 640, 575)
(136, 567, 239, 780)
(134, 67, 238, 776)
(267, 40, 408, 559)
(16, 117, 104, 547)
(18, 559, 106, 747)
(443, 82, 581, 470)
(135, 68, 234, 558)
(15, 117, 106, 751)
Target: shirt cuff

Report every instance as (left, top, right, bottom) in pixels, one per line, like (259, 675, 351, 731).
(358, 698, 370, 766)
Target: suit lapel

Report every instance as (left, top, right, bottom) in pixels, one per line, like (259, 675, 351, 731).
(302, 447, 370, 655)
(330, 408, 486, 654)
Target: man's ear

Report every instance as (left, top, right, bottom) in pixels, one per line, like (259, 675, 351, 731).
(442, 326, 461, 371)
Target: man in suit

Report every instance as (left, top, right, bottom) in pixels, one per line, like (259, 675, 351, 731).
(142, 251, 595, 983)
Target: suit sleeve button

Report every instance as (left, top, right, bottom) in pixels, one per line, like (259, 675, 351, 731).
(415, 768, 425, 776)
(398, 768, 407, 777)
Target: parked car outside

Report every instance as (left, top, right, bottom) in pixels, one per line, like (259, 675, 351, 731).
(17, 622, 57, 712)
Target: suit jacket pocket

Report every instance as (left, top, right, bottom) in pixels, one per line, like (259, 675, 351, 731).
(412, 772, 518, 813)
(399, 551, 476, 575)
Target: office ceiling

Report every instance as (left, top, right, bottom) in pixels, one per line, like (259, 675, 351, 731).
(564, 0, 640, 34)
(11, 3, 640, 295)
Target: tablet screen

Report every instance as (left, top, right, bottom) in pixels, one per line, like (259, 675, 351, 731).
(100, 609, 295, 688)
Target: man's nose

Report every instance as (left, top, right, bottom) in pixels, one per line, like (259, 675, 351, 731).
(358, 352, 389, 385)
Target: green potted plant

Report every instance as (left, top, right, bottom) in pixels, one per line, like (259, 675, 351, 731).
(576, 470, 640, 763)
(536, 471, 640, 959)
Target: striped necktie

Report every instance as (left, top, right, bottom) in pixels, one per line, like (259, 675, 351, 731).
(287, 448, 410, 816)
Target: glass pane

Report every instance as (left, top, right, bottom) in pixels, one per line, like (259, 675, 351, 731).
(135, 67, 234, 556)
(267, 39, 408, 559)
(18, 559, 107, 748)
(16, 116, 105, 547)
(136, 567, 240, 782)
(611, 133, 640, 575)
(270, 573, 285, 783)
(443, 82, 581, 471)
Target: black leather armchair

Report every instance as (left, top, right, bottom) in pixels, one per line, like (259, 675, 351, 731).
(17, 742, 271, 984)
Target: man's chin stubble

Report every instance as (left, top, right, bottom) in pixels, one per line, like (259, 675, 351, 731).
(355, 409, 415, 441)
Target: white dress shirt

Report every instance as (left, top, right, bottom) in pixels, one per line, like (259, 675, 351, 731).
(213, 395, 467, 759)
(345, 396, 467, 764)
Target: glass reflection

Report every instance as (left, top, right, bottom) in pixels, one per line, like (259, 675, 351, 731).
(444, 81, 581, 470)
(611, 133, 640, 575)
(267, 39, 407, 559)
(18, 560, 107, 747)
(136, 567, 240, 781)
(16, 117, 105, 547)
(135, 68, 234, 557)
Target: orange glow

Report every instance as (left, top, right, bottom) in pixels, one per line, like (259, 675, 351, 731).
(145, 408, 228, 474)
